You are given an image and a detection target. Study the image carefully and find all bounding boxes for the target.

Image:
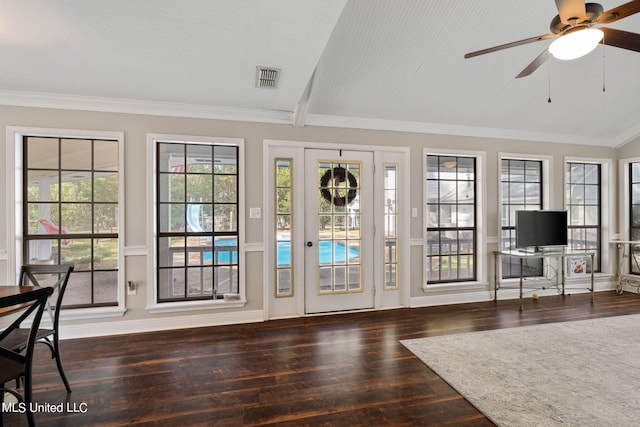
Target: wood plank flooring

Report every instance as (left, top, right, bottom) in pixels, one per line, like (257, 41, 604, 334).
(5, 291, 640, 426)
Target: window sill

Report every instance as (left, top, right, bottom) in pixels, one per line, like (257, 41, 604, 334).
(146, 298, 247, 314)
(422, 281, 489, 294)
(58, 306, 127, 322)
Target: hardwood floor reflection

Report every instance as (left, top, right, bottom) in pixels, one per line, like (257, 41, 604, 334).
(6, 291, 640, 426)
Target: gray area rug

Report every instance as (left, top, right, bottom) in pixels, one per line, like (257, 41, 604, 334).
(401, 315, 640, 427)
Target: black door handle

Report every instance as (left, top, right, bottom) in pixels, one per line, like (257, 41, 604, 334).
(306, 241, 313, 247)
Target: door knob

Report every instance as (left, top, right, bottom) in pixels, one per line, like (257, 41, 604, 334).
(306, 241, 313, 247)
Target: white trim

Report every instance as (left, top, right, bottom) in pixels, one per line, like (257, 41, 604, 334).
(244, 243, 264, 252)
(305, 114, 615, 147)
(146, 299, 247, 314)
(410, 277, 616, 308)
(614, 123, 640, 148)
(0, 90, 293, 125)
(146, 133, 247, 313)
(485, 236, 499, 245)
(59, 309, 264, 340)
(124, 246, 147, 256)
(0, 90, 635, 147)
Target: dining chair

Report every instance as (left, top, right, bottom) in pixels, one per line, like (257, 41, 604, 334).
(1, 286, 53, 427)
(3, 264, 74, 393)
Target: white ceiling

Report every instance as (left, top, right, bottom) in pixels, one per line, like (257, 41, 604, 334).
(0, 0, 638, 147)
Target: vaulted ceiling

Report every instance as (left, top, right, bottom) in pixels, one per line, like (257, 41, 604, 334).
(0, 0, 638, 147)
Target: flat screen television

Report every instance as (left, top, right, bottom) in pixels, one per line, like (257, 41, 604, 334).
(515, 210, 568, 251)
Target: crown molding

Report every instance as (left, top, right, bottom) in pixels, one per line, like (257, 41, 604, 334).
(0, 90, 293, 124)
(0, 90, 634, 147)
(304, 113, 617, 147)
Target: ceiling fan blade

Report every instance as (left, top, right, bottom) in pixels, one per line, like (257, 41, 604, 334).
(597, 0, 640, 24)
(464, 33, 556, 59)
(554, 0, 587, 23)
(515, 50, 549, 79)
(601, 27, 640, 52)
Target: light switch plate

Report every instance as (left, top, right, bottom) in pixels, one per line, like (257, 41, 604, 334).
(412, 208, 418, 218)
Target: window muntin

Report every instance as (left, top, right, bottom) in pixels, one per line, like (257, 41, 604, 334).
(631, 162, 640, 274)
(426, 155, 476, 283)
(23, 136, 119, 308)
(501, 159, 543, 278)
(275, 158, 293, 297)
(156, 142, 239, 302)
(566, 162, 601, 272)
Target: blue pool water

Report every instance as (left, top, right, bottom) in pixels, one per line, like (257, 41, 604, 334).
(202, 238, 360, 265)
(276, 240, 360, 266)
(203, 238, 238, 263)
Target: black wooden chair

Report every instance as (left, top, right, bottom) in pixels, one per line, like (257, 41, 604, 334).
(2, 264, 74, 393)
(1, 286, 53, 427)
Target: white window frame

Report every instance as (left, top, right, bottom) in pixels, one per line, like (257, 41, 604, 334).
(5, 126, 126, 319)
(619, 156, 640, 275)
(146, 133, 246, 314)
(423, 148, 487, 291)
(563, 156, 613, 274)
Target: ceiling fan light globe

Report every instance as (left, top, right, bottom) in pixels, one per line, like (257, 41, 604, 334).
(549, 28, 604, 60)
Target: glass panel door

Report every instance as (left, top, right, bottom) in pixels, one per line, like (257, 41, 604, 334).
(304, 149, 373, 313)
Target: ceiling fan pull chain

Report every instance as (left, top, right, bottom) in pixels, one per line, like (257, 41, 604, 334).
(602, 36, 606, 93)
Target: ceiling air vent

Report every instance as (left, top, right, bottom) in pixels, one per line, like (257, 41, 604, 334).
(256, 66, 280, 88)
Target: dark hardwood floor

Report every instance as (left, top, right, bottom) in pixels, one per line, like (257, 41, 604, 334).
(5, 291, 640, 426)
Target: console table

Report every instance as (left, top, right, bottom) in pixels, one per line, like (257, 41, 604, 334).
(493, 249, 595, 311)
(610, 240, 640, 294)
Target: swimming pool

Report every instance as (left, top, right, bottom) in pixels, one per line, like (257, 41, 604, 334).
(203, 238, 238, 263)
(201, 238, 360, 265)
(276, 240, 360, 266)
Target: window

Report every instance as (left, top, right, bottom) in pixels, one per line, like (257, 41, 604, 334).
(566, 162, 601, 272)
(23, 136, 120, 307)
(275, 158, 293, 297)
(501, 159, 543, 278)
(384, 163, 399, 290)
(156, 141, 239, 302)
(426, 155, 476, 283)
(630, 162, 640, 274)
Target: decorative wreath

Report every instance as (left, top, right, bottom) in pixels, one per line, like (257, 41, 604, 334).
(319, 167, 358, 206)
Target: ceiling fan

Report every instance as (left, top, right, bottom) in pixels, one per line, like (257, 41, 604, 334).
(465, 0, 640, 78)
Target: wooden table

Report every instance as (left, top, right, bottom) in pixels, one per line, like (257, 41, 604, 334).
(0, 285, 40, 316)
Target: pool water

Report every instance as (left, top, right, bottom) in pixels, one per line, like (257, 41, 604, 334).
(277, 240, 359, 266)
(201, 238, 360, 265)
(203, 238, 238, 263)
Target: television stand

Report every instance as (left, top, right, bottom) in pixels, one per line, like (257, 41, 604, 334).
(519, 246, 565, 254)
(493, 249, 595, 311)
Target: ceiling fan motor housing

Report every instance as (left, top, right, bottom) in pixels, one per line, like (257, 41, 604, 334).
(550, 2, 604, 33)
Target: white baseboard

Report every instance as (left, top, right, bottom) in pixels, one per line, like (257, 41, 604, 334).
(411, 278, 617, 308)
(59, 309, 265, 340)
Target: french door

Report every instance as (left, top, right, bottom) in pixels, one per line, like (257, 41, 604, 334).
(304, 149, 374, 313)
